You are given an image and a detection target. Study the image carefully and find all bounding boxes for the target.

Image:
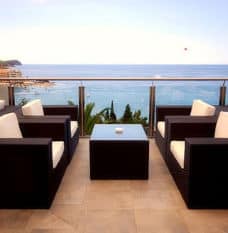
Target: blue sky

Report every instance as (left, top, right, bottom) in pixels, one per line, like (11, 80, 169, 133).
(1, 0, 228, 64)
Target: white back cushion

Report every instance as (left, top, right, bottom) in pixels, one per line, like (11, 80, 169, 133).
(0, 113, 23, 138)
(190, 99, 215, 116)
(22, 99, 44, 116)
(157, 121, 165, 138)
(170, 140, 185, 169)
(0, 100, 5, 110)
(52, 141, 64, 168)
(214, 111, 228, 138)
(70, 121, 78, 138)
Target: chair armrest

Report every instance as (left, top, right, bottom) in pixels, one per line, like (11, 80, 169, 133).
(0, 138, 53, 192)
(18, 116, 69, 141)
(184, 137, 228, 175)
(156, 105, 191, 122)
(0, 138, 52, 163)
(215, 106, 228, 115)
(43, 105, 79, 121)
(0, 106, 21, 116)
(166, 116, 217, 141)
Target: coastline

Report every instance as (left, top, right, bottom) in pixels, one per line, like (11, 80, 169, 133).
(0, 67, 22, 78)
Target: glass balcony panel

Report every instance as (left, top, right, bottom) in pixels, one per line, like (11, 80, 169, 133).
(15, 81, 79, 105)
(84, 81, 150, 135)
(156, 81, 221, 105)
(84, 81, 150, 119)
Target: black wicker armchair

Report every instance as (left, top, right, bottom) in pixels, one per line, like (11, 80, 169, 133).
(155, 101, 225, 163)
(165, 115, 228, 208)
(20, 100, 80, 162)
(155, 105, 192, 161)
(43, 105, 80, 159)
(0, 113, 68, 208)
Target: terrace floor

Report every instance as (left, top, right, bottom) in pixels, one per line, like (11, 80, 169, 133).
(1, 139, 228, 233)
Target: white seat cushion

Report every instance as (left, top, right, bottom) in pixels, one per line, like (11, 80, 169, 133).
(170, 140, 185, 169)
(70, 121, 78, 138)
(0, 100, 5, 110)
(52, 141, 64, 168)
(190, 99, 215, 116)
(22, 99, 44, 116)
(0, 113, 23, 138)
(214, 111, 228, 138)
(157, 121, 165, 138)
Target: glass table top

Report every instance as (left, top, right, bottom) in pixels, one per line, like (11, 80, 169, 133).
(90, 124, 148, 141)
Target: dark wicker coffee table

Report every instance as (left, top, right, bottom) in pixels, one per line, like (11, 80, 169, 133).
(89, 124, 149, 179)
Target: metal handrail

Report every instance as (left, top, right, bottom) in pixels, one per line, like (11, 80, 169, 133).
(1, 77, 228, 81)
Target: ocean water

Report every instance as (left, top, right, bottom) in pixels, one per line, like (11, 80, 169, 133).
(15, 64, 228, 118)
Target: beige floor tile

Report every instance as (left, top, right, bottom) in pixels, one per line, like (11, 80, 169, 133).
(86, 180, 131, 192)
(0, 230, 29, 233)
(135, 209, 190, 233)
(53, 189, 84, 205)
(30, 230, 77, 233)
(85, 190, 134, 210)
(133, 189, 184, 210)
(60, 169, 88, 186)
(50, 204, 85, 230)
(25, 211, 74, 232)
(80, 209, 137, 233)
(53, 188, 86, 205)
(60, 175, 89, 188)
(0, 210, 33, 229)
(53, 179, 87, 205)
(180, 209, 228, 233)
(129, 176, 176, 192)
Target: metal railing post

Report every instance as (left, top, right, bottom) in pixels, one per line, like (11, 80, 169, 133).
(8, 86, 15, 105)
(79, 86, 85, 136)
(149, 85, 156, 137)
(219, 81, 226, 106)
